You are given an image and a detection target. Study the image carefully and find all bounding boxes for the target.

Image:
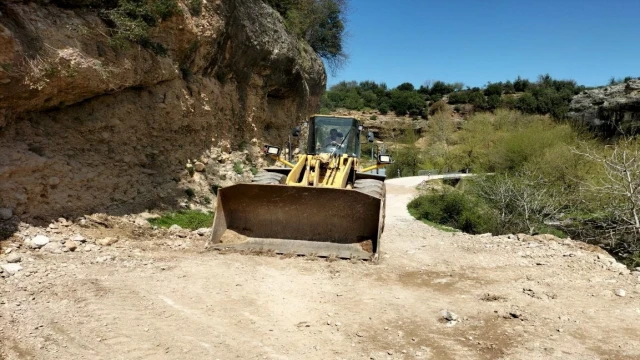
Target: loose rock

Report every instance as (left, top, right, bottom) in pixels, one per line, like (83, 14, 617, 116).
(97, 237, 118, 246)
(169, 224, 183, 232)
(31, 235, 50, 248)
(84, 244, 99, 252)
(194, 162, 206, 172)
(65, 240, 78, 252)
(134, 218, 151, 228)
(441, 310, 458, 321)
(1, 263, 23, 275)
(195, 228, 211, 236)
(615, 289, 626, 297)
(96, 255, 114, 263)
(72, 234, 86, 243)
(42, 242, 63, 254)
(6, 253, 21, 263)
(0, 207, 13, 220)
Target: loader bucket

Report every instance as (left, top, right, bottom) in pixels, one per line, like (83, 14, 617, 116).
(208, 183, 383, 260)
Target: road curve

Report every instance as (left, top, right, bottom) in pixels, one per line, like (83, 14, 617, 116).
(385, 173, 478, 187)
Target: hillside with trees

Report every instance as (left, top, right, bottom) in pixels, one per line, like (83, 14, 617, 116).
(322, 75, 639, 120)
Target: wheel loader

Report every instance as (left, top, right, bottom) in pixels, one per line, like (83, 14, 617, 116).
(207, 115, 392, 261)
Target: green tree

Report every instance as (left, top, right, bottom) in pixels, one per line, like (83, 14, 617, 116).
(360, 90, 378, 109)
(265, 0, 348, 74)
(484, 82, 503, 97)
(448, 91, 469, 104)
(515, 93, 537, 114)
(503, 80, 516, 94)
(387, 126, 422, 178)
(378, 102, 390, 115)
(396, 82, 415, 91)
(389, 90, 425, 117)
(468, 90, 487, 109)
(487, 94, 501, 110)
(514, 76, 531, 92)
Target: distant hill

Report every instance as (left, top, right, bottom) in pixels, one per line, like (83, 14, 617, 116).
(322, 75, 640, 130)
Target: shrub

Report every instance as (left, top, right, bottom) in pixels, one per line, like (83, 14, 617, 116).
(429, 100, 448, 116)
(500, 95, 517, 109)
(515, 93, 537, 113)
(369, 115, 377, 120)
(484, 83, 503, 97)
(487, 94, 501, 110)
(104, 0, 179, 54)
(468, 91, 487, 109)
(148, 210, 213, 230)
(151, 0, 181, 20)
(447, 91, 469, 104)
(185, 188, 195, 198)
(390, 90, 425, 117)
(514, 76, 531, 92)
(188, 0, 202, 16)
(378, 102, 390, 115)
(266, 0, 347, 74)
(407, 191, 496, 234)
(233, 161, 243, 175)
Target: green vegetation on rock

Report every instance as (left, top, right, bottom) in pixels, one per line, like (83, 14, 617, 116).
(103, 0, 181, 55)
(264, 0, 347, 74)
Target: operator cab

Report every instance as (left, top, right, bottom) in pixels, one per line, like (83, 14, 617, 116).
(307, 116, 361, 157)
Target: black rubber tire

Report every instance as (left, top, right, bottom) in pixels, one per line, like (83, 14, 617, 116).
(251, 171, 287, 185)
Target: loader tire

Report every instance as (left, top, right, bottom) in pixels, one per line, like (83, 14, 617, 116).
(353, 179, 386, 233)
(251, 171, 287, 185)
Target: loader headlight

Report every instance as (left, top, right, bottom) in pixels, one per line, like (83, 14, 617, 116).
(263, 145, 281, 156)
(378, 154, 392, 164)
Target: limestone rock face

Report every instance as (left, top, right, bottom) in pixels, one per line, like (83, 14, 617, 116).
(569, 80, 640, 131)
(0, 0, 326, 221)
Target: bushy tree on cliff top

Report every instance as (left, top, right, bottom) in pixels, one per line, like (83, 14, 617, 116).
(264, 0, 348, 75)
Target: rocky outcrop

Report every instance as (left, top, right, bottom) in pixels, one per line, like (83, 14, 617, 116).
(568, 79, 640, 132)
(0, 0, 326, 224)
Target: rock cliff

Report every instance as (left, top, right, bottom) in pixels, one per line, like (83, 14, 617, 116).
(568, 79, 640, 133)
(0, 0, 326, 224)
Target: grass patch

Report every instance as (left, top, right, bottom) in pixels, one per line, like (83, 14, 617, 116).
(148, 210, 213, 230)
(415, 216, 460, 233)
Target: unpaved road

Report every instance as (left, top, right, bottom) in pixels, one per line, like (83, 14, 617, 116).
(2, 180, 640, 359)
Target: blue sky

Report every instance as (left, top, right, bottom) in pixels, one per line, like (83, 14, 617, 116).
(328, 0, 640, 89)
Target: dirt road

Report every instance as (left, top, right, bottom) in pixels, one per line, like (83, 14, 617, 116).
(2, 181, 640, 359)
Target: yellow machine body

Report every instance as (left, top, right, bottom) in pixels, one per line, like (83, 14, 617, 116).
(208, 115, 390, 260)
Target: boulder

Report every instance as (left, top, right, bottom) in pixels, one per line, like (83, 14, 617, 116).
(31, 235, 50, 248)
(1, 263, 22, 275)
(6, 253, 21, 263)
(0, 208, 12, 220)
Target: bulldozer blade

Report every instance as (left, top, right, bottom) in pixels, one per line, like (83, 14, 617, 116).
(208, 183, 383, 260)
